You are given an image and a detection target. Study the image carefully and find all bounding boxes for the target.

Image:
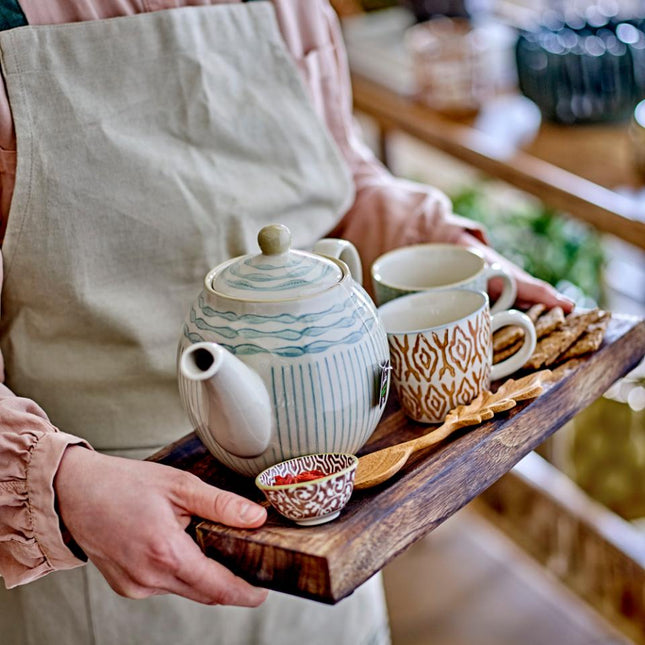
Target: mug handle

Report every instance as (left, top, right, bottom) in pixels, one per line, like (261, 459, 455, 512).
(490, 309, 536, 381)
(484, 263, 517, 314)
(313, 238, 363, 285)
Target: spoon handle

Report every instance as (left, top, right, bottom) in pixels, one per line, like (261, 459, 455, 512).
(392, 370, 552, 458)
(403, 419, 472, 455)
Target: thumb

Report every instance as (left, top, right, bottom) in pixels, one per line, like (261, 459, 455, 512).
(180, 475, 267, 528)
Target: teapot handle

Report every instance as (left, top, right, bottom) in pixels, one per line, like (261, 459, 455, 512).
(313, 238, 363, 285)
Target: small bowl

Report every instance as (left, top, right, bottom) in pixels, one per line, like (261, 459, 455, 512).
(255, 453, 357, 526)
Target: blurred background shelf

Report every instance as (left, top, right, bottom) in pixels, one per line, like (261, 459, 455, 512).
(384, 496, 636, 645)
(350, 73, 645, 248)
(335, 1, 645, 643)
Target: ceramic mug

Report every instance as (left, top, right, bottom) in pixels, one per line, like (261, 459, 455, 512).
(371, 243, 516, 313)
(378, 289, 536, 424)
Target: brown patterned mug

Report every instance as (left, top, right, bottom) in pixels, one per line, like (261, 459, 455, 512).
(378, 289, 536, 423)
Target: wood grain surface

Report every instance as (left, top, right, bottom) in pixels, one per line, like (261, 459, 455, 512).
(149, 315, 645, 604)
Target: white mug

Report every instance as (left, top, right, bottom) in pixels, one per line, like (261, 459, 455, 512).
(371, 243, 516, 313)
(378, 289, 536, 423)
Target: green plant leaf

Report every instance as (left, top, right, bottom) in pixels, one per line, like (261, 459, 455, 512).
(450, 183, 605, 303)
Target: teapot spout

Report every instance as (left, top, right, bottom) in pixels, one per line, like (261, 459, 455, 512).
(179, 342, 272, 458)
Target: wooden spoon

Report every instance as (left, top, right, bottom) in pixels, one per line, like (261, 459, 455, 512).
(354, 370, 552, 490)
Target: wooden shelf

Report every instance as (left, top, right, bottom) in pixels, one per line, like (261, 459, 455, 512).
(149, 314, 644, 605)
(351, 74, 645, 250)
(476, 452, 645, 644)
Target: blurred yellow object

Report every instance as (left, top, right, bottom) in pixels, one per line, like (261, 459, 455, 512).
(329, 0, 364, 16)
(552, 372, 645, 521)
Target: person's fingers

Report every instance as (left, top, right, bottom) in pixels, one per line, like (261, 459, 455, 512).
(96, 531, 268, 606)
(172, 472, 267, 528)
(487, 276, 505, 301)
(456, 232, 576, 313)
(91, 557, 161, 600)
(171, 532, 268, 606)
(516, 277, 575, 313)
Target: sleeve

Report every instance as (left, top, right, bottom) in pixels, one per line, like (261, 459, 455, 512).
(294, 1, 489, 281)
(0, 254, 91, 589)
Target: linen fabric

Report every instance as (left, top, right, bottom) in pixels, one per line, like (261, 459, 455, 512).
(0, 1, 487, 638)
(0, 2, 353, 456)
(0, 3, 391, 644)
(2, 560, 390, 645)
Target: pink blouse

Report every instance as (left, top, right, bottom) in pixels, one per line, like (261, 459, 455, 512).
(0, 0, 486, 588)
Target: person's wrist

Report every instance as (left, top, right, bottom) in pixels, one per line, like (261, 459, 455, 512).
(56, 513, 87, 561)
(54, 445, 91, 561)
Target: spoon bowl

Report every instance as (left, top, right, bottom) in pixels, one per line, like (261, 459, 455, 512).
(354, 444, 412, 489)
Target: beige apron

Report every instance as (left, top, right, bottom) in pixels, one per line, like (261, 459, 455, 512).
(0, 4, 389, 644)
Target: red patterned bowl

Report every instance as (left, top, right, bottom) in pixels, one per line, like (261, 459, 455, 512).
(255, 453, 357, 526)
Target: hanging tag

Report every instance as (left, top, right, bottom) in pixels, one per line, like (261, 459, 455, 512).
(376, 359, 391, 408)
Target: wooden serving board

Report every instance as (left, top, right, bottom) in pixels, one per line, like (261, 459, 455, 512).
(149, 314, 645, 604)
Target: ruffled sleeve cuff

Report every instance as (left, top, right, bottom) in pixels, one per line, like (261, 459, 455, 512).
(1, 430, 92, 588)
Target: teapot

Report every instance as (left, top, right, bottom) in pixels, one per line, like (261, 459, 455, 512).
(177, 224, 391, 477)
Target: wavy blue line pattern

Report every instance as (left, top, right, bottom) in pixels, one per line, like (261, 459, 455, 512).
(238, 316, 357, 339)
(186, 294, 376, 356)
(223, 278, 316, 292)
(218, 332, 367, 357)
(218, 253, 338, 294)
(241, 255, 305, 270)
(191, 308, 360, 341)
(227, 264, 317, 282)
(199, 293, 346, 323)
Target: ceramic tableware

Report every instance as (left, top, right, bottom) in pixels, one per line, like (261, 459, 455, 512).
(378, 288, 536, 424)
(177, 224, 391, 477)
(255, 453, 357, 526)
(371, 243, 516, 312)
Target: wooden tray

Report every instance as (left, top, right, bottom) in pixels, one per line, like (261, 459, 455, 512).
(149, 314, 645, 604)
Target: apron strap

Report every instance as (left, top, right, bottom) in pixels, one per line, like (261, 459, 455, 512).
(0, 0, 26, 31)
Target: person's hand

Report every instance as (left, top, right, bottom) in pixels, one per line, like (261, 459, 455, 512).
(54, 446, 268, 606)
(457, 232, 575, 313)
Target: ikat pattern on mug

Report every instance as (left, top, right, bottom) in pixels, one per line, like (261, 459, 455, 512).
(388, 309, 491, 422)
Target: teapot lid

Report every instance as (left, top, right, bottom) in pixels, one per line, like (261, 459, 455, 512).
(209, 224, 343, 301)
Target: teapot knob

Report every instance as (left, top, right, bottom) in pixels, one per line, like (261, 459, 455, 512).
(258, 224, 291, 256)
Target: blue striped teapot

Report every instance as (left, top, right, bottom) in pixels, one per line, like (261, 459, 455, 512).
(178, 224, 391, 477)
